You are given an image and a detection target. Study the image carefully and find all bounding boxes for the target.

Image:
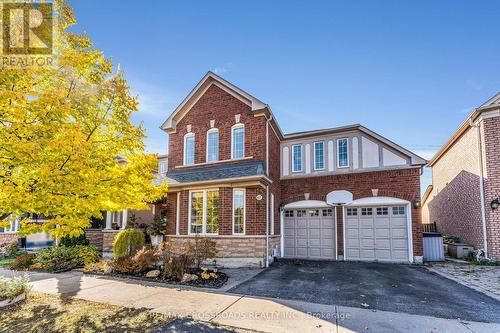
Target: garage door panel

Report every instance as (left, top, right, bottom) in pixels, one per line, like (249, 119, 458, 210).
(309, 220, 321, 228)
(360, 249, 375, 259)
(360, 229, 374, 238)
(345, 204, 409, 262)
(375, 219, 390, 227)
(375, 239, 391, 249)
(391, 218, 406, 227)
(375, 228, 390, 237)
(322, 238, 335, 247)
(347, 248, 360, 259)
(376, 249, 391, 260)
(392, 239, 408, 249)
(391, 228, 407, 238)
(360, 238, 374, 248)
(284, 209, 336, 260)
(296, 228, 307, 237)
(359, 219, 374, 228)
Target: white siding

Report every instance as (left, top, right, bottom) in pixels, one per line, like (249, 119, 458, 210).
(328, 140, 334, 172)
(383, 148, 406, 166)
(282, 147, 290, 177)
(352, 137, 359, 169)
(362, 136, 379, 168)
(305, 144, 311, 174)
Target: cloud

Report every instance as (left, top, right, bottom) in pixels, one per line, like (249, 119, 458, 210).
(213, 62, 234, 75)
(129, 80, 180, 117)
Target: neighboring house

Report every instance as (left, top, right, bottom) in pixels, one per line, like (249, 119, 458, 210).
(0, 214, 53, 248)
(422, 93, 500, 259)
(154, 72, 427, 267)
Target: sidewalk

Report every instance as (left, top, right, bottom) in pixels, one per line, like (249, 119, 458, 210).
(1, 268, 499, 333)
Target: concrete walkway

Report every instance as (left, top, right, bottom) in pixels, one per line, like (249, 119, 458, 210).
(2, 268, 500, 333)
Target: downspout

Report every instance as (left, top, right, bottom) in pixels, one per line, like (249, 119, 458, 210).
(472, 118, 489, 258)
(266, 185, 269, 268)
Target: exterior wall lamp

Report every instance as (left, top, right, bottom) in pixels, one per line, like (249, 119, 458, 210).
(491, 198, 500, 210)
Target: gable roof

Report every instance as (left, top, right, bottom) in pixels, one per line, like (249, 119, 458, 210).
(160, 71, 284, 138)
(284, 124, 427, 166)
(428, 92, 500, 167)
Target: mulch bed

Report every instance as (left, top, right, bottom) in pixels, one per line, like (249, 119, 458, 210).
(83, 268, 228, 289)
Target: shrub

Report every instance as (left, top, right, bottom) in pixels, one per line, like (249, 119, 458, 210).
(161, 241, 194, 281)
(33, 246, 78, 272)
(443, 235, 460, 244)
(113, 229, 145, 259)
(32, 245, 99, 272)
(111, 246, 160, 274)
(148, 213, 167, 236)
(163, 255, 194, 281)
(190, 236, 217, 269)
(84, 259, 113, 273)
(0, 275, 30, 301)
(5, 242, 20, 256)
(72, 245, 100, 266)
(10, 253, 35, 270)
(60, 234, 89, 247)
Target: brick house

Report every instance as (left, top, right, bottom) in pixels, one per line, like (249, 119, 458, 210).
(152, 72, 426, 267)
(422, 93, 500, 259)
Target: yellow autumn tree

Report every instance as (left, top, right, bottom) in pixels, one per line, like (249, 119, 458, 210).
(0, 0, 167, 238)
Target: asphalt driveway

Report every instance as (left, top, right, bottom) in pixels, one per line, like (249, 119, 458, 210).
(228, 259, 500, 323)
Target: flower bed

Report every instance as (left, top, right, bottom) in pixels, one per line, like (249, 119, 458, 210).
(84, 267, 228, 289)
(83, 230, 227, 288)
(0, 275, 30, 308)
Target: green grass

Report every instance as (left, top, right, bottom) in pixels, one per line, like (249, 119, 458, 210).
(0, 256, 16, 267)
(0, 292, 169, 333)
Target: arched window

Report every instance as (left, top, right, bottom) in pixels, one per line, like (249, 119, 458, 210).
(184, 133, 195, 165)
(206, 128, 219, 162)
(231, 123, 245, 159)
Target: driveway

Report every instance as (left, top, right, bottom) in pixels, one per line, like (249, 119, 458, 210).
(228, 259, 500, 323)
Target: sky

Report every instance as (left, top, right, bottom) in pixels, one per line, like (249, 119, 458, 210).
(68, 0, 500, 191)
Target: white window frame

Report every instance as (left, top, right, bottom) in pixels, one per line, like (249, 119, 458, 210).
(231, 123, 245, 159)
(183, 133, 195, 165)
(158, 161, 167, 174)
(313, 141, 325, 171)
(0, 216, 20, 234)
(232, 188, 246, 235)
(337, 138, 349, 168)
(291, 144, 303, 173)
(188, 189, 220, 235)
(206, 128, 219, 163)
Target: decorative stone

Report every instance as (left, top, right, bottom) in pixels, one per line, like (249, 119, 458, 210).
(146, 269, 160, 278)
(0, 293, 25, 309)
(181, 273, 198, 283)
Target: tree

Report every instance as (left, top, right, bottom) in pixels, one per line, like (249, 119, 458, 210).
(0, 0, 167, 238)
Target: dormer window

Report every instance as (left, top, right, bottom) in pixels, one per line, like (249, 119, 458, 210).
(184, 133, 195, 165)
(158, 161, 167, 174)
(206, 128, 219, 162)
(231, 124, 245, 159)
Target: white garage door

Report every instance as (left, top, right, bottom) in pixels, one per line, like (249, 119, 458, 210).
(283, 208, 336, 259)
(345, 205, 409, 262)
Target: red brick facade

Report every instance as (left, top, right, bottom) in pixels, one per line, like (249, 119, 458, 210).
(0, 233, 18, 246)
(281, 168, 423, 256)
(483, 116, 500, 258)
(158, 76, 424, 265)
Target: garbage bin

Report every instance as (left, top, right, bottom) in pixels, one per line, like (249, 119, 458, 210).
(423, 232, 444, 261)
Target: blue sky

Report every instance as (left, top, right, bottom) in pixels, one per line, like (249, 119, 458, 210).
(69, 0, 500, 190)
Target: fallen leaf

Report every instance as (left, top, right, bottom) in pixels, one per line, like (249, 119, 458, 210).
(361, 303, 370, 308)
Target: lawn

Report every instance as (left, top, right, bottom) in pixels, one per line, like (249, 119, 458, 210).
(0, 292, 169, 333)
(0, 256, 15, 268)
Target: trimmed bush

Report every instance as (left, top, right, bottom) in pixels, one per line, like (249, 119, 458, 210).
(60, 234, 89, 247)
(10, 253, 35, 270)
(113, 229, 145, 259)
(112, 246, 160, 274)
(0, 275, 30, 301)
(73, 245, 100, 266)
